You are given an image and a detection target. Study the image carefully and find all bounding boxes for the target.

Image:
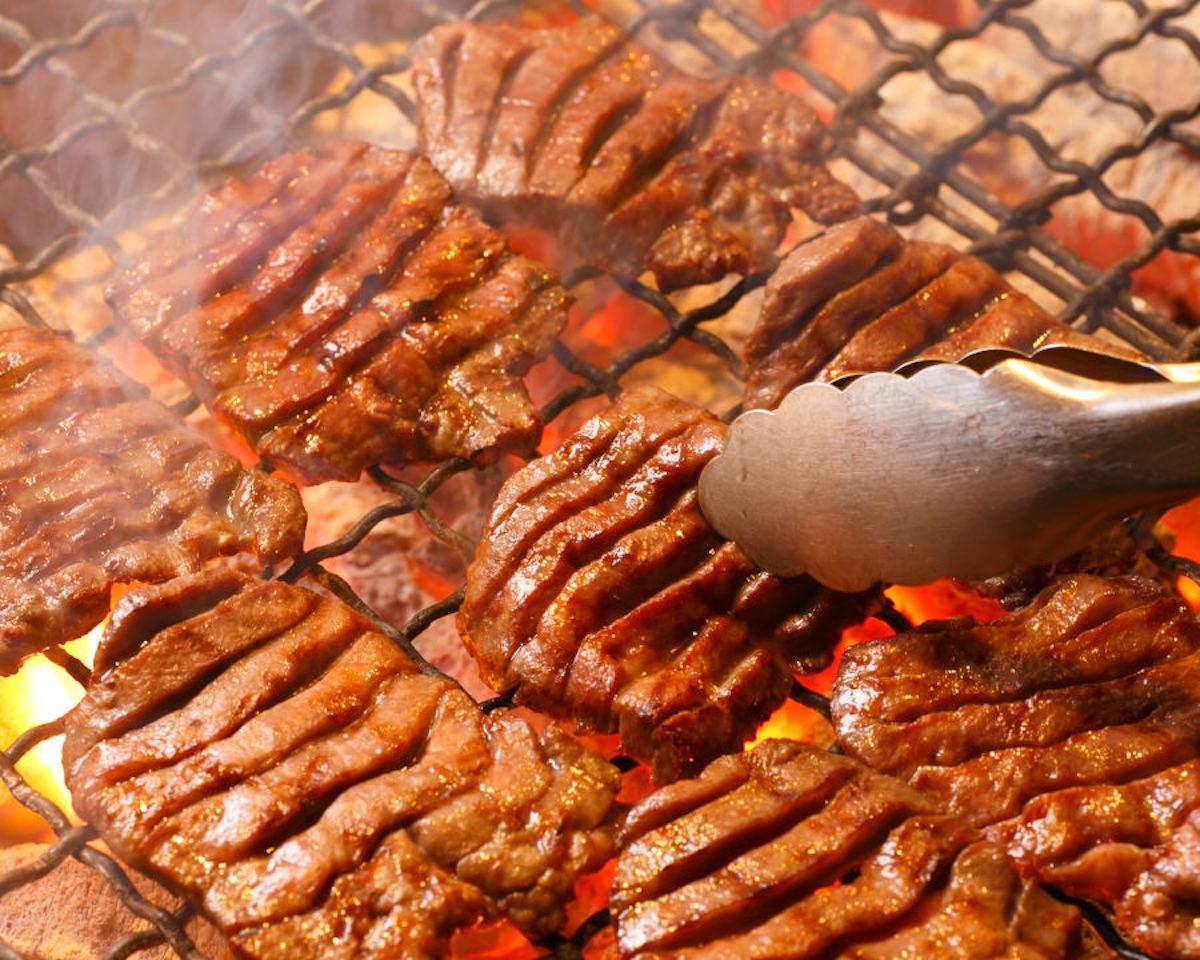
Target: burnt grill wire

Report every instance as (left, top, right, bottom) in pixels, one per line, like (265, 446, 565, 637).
(0, 0, 1196, 957)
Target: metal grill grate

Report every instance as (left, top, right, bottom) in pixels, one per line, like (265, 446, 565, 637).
(2, 1, 1199, 957)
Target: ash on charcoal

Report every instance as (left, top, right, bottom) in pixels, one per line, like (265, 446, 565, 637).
(302, 464, 509, 701)
(0, 842, 233, 960)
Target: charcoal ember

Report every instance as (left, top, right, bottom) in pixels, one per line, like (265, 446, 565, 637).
(0, 325, 305, 676)
(299, 464, 506, 700)
(744, 216, 1135, 411)
(796, 5, 1200, 326)
(460, 386, 879, 783)
(64, 568, 620, 960)
(412, 17, 858, 293)
(104, 142, 568, 485)
(611, 738, 1098, 959)
(0, 842, 234, 960)
(831, 573, 1200, 960)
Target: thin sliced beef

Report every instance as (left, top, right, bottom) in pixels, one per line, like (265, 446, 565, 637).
(0, 325, 305, 676)
(831, 573, 1200, 960)
(105, 143, 568, 484)
(412, 17, 859, 292)
(64, 568, 620, 960)
(611, 738, 1100, 959)
(460, 387, 878, 782)
(744, 216, 1136, 411)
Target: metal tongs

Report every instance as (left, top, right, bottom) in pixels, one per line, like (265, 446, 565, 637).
(698, 345, 1200, 592)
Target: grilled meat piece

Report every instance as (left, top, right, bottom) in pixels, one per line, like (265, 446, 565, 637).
(611, 738, 1099, 959)
(744, 216, 1128, 410)
(105, 142, 568, 484)
(460, 386, 878, 783)
(64, 568, 620, 959)
(974, 520, 1169, 611)
(0, 325, 304, 676)
(832, 573, 1200, 960)
(412, 17, 859, 293)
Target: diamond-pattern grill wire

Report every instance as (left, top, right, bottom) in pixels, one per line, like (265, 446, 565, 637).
(0, 0, 1197, 957)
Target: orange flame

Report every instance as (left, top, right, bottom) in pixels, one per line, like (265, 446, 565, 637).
(1161, 501, 1200, 612)
(751, 616, 894, 747)
(451, 921, 539, 960)
(750, 696, 828, 747)
(753, 583, 1004, 750)
(886, 579, 1005, 626)
(0, 624, 100, 843)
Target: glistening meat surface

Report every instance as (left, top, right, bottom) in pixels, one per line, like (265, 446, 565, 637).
(832, 574, 1200, 960)
(105, 143, 568, 484)
(744, 216, 1132, 411)
(64, 568, 620, 960)
(412, 16, 858, 292)
(0, 325, 305, 676)
(460, 386, 878, 783)
(611, 738, 1103, 959)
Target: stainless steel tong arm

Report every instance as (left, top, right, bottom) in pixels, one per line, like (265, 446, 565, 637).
(698, 350, 1200, 592)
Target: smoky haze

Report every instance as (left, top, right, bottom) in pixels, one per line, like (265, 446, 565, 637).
(0, 0, 437, 265)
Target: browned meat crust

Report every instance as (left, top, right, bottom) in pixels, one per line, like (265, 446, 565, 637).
(611, 738, 1098, 959)
(0, 325, 305, 676)
(744, 216, 1133, 410)
(460, 386, 878, 783)
(105, 142, 568, 484)
(64, 568, 620, 959)
(831, 573, 1200, 960)
(412, 17, 859, 293)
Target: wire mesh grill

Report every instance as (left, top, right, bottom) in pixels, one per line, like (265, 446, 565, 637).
(2, 0, 1199, 957)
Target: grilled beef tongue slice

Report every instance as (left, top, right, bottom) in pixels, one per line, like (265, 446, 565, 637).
(743, 215, 1142, 412)
(832, 573, 1200, 960)
(104, 143, 568, 484)
(611, 738, 1104, 959)
(64, 567, 621, 960)
(412, 16, 859, 293)
(0, 324, 305, 676)
(460, 385, 880, 783)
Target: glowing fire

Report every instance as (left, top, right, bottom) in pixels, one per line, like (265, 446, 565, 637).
(1162, 501, 1200, 612)
(753, 579, 1005, 748)
(886, 578, 1006, 625)
(0, 624, 100, 843)
(451, 921, 540, 960)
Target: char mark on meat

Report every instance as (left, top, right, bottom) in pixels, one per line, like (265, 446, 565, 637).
(412, 16, 859, 293)
(744, 216, 1140, 411)
(0, 325, 305, 676)
(831, 573, 1200, 960)
(460, 386, 878, 783)
(611, 738, 1099, 959)
(105, 143, 568, 485)
(64, 568, 620, 960)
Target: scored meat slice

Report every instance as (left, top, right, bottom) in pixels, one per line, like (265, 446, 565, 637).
(459, 386, 879, 783)
(831, 573, 1200, 960)
(104, 142, 568, 484)
(64, 568, 620, 960)
(0, 325, 305, 676)
(611, 738, 1103, 959)
(412, 16, 859, 293)
(744, 216, 1134, 411)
